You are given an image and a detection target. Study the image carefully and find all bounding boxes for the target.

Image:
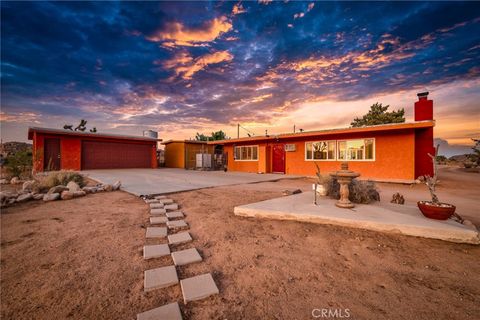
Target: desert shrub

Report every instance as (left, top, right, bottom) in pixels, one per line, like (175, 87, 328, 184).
(4, 151, 32, 179)
(36, 171, 85, 191)
(324, 176, 380, 204)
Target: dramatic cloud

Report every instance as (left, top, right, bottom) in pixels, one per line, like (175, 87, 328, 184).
(146, 16, 232, 47)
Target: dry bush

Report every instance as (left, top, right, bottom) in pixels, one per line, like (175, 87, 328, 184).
(35, 171, 85, 191)
(324, 176, 380, 204)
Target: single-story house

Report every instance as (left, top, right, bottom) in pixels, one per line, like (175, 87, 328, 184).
(163, 140, 218, 169)
(210, 93, 435, 183)
(28, 127, 159, 172)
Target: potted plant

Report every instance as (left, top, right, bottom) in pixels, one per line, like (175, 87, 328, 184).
(313, 162, 327, 196)
(417, 145, 456, 220)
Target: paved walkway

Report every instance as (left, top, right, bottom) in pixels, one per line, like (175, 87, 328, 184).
(137, 195, 219, 319)
(234, 192, 480, 244)
(83, 168, 301, 196)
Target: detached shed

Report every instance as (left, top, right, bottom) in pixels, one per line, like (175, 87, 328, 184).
(28, 127, 160, 172)
(162, 140, 216, 169)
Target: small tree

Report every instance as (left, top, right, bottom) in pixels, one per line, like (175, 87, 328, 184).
(469, 138, 480, 166)
(351, 103, 405, 127)
(4, 150, 33, 178)
(421, 144, 440, 204)
(195, 130, 228, 141)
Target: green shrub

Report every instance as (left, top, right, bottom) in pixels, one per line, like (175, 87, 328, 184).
(4, 151, 32, 178)
(36, 171, 85, 191)
(324, 176, 380, 204)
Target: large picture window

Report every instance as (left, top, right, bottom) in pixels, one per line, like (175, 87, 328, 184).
(234, 145, 258, 161)
(338, 139, 375, 161)
(305, 141, 336, 160)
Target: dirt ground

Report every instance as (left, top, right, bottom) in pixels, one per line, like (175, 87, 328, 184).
(1, 167, 479, 320)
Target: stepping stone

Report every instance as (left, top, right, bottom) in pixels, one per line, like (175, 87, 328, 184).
(144, 244, 170, 260)
(150, 203, 164, 209)
(160, 198, 174, 205)
(180, 273, 219, 304)
(167, 220, 188, 230)
(171, 248, 202, 266)
(144, 199, 159, 204)
(155, 195, 167, 200)
(150, 216, 168, 224)
(144, 265, 178, 292)
(146, 227, 167, 238)
(168, 232, 193, 245)
(137, 302, 182, 320)
(150, 208, 166, 215)
(164, 203, 179, 211)
(166, 211, 185, 219)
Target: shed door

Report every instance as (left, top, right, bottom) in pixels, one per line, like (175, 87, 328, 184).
(82, 141, 152, 170)
(272, 144, 285, 174)
(44, 138, 61, 171)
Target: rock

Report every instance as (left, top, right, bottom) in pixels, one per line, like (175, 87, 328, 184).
(73, 191, 86, 198)
(47, 185, 69, 195)
(22, 180, 39, 192)
(10, 177, 21, 184)
(0, 179, 8, 185)
(61, 191, 74, 200)
(16, 193, 33, 202)
(103, 184, 113, 192)
(43, 193, 60, 201)
(33, 193, 45, 200)
(8, 198, 16, 205)
(282, 189, 302, 196)
(82, 187, 97, 194)
(391, 192, 405, 205)
(66, 181, 81, 192)
(112, 181, 121, 191)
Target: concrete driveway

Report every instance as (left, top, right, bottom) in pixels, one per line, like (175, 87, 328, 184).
(83, 168, 302, 196)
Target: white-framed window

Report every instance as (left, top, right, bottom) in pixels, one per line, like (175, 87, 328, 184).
(305, 140, 336, 161)
(234, 145, 258, 161)
(337, 138, 375, 161)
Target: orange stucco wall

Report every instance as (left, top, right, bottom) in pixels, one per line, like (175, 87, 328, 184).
(224, 129, 416, 181)
(32, 132, 157, 172)
(164, 142, 185, 168)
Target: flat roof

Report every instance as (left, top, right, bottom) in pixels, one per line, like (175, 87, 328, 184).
(28, 127, 161, 142)
(162, 139, 209, 145)
(209, 120, 435, 144)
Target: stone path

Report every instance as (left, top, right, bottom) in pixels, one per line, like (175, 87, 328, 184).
(137, 194, 219, 319)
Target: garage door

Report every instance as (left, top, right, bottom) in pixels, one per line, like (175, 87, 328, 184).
(82, 140, 152, 170)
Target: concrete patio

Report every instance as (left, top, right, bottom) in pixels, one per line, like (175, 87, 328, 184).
(234, 192, 480, 244)
(83, 168, 301, 196)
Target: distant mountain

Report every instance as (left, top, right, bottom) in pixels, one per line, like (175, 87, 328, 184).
(434, 138, 474, 158)
(0, 141, 32, 157)
(448, 154, 472, 162)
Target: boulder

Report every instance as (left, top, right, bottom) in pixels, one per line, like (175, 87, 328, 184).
(47, 185, 69, 195)
(61, 191, 74, 200)
(16, 193, 33, 203)
(22, 180, 39, 193)
(8, 198, 16, 205)
(103, 184, 113, 192)
(43, 193, 60, 201)
(33, 193, 45, 200)
(0, 179, 8, 185)
(73, 191, 86, 198)
(10, 177, 21, 184)
(66, 181, 81, 192)
(82, 187, 97, 194)
(112, 181, 121, 191)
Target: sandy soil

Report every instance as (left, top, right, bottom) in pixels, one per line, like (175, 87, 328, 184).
(1, 168, 479, 320)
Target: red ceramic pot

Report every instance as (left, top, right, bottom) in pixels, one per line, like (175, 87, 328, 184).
(417, 201, 456, 220)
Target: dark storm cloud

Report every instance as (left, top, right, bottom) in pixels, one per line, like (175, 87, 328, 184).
(1, 1, 479, 133)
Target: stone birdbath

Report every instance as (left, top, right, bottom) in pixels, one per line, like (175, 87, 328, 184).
(330, 162, 360, 208)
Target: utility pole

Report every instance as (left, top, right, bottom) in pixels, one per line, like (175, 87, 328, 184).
(293, 124, 296, 133)
(237, 124, 240, 138)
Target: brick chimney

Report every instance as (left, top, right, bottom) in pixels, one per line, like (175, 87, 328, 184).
(414, 91, 433, 121)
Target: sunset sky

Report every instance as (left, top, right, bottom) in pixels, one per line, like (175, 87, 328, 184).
(1, 1, 479, 156)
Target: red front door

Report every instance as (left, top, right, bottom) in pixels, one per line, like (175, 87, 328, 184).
(272, 144, 285, 173)
(44, 138, 61, 171)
